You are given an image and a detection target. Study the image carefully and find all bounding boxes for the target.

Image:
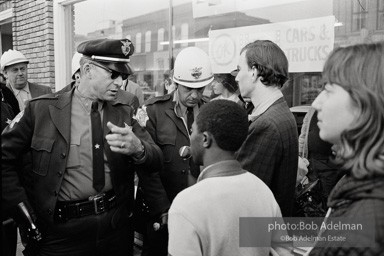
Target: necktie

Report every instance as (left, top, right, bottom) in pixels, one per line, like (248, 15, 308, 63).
(187, 107, 194, 134)
(186, 107, 196, 186)
(91, 101, 105, 192)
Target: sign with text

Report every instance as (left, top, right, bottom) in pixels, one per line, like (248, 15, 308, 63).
(240, 217, 375, 248)
(209, 16, 335, 73)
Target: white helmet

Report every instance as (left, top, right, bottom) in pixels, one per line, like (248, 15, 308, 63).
(71, 52, 83, 79)
(0, 49, 29, 71)
(173, 47, 213, 88)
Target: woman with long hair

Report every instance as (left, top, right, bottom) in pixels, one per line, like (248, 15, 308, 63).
(308, 42, 384, 255)
(211, 73, 242, 105)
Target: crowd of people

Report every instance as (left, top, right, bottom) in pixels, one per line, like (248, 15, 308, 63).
(1, 37, 383, 256)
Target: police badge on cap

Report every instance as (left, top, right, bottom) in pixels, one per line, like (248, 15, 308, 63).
(77, 38, 135, 75)
(121, 40, 132, 56)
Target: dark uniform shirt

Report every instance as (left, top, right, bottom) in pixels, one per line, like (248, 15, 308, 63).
(58, 89, 112, 200)
(143, 90, 203, 205)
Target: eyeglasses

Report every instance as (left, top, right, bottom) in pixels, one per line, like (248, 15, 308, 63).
(91, 62, 129, 80)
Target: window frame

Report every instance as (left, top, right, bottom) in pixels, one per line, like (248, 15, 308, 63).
(54, 0, 84, 91)
(351, 0, 368, 32)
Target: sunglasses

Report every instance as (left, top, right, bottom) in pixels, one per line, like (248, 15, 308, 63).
(91, 62, 129, 80)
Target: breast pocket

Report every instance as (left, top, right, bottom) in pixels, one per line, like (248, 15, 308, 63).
(66, 136, 81, 169)
(31, 136, 55, 176)
(157, 133, 176, 163)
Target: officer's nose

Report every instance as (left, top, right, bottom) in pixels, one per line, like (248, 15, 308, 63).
(190, 89, 199, 98)
(114, 76, 123, 87)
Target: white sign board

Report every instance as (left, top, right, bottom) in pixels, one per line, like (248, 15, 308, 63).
(192, 0, 309, 18)
(209, 16, 335, 73)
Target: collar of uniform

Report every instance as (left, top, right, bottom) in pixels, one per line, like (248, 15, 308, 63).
(74, 87, 104, 113)
(172, 88, 187, 119)
(8, 82, 30, 97)
(172, 88, 199, 119)
(197, 160, 246, 182)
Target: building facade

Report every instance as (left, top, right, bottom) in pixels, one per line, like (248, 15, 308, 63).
(1, 0, 383, 101)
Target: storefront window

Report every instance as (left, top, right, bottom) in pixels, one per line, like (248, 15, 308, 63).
(59, 0, 383, 104)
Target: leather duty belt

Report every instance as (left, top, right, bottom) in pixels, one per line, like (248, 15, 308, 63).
(54, 190, 116, 222)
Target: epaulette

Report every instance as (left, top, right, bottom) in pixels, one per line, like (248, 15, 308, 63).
(29, 93, 59, 102)
(145, 94, 172, 106)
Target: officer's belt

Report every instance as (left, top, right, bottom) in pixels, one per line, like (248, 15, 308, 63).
(54, 190, 116, 222)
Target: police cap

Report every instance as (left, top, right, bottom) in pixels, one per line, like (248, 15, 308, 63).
(77, 38, 135, 75)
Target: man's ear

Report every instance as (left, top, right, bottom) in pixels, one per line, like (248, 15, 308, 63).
(202, 131, 213, 148)
(251, 66, 258, 82)
(3, 70, 8, 79)
(82, 63, 92, 79)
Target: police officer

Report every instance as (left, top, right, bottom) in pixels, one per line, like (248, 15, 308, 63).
(1, 78, 18, 256)
(1, 73, 19, 116)
(1, 50, 51, 255)
(57, 51, 140, 113)
(138, 46, 214, 256)
(1, 38, 164, 256)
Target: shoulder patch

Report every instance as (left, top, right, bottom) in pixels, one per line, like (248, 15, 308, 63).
(145, 94, 172, 106)
(9, 110, 24, 129)
(133, 105, 149, 127)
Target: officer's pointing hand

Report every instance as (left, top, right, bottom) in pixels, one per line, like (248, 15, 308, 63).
(106, 121, 142, 155)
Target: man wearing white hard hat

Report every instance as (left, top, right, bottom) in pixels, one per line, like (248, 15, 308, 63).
(1, 49, 52, 111)
(136, 46, 213, 256)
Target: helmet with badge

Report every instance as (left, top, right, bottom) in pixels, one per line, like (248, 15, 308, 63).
(173, 47, 213, 88)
